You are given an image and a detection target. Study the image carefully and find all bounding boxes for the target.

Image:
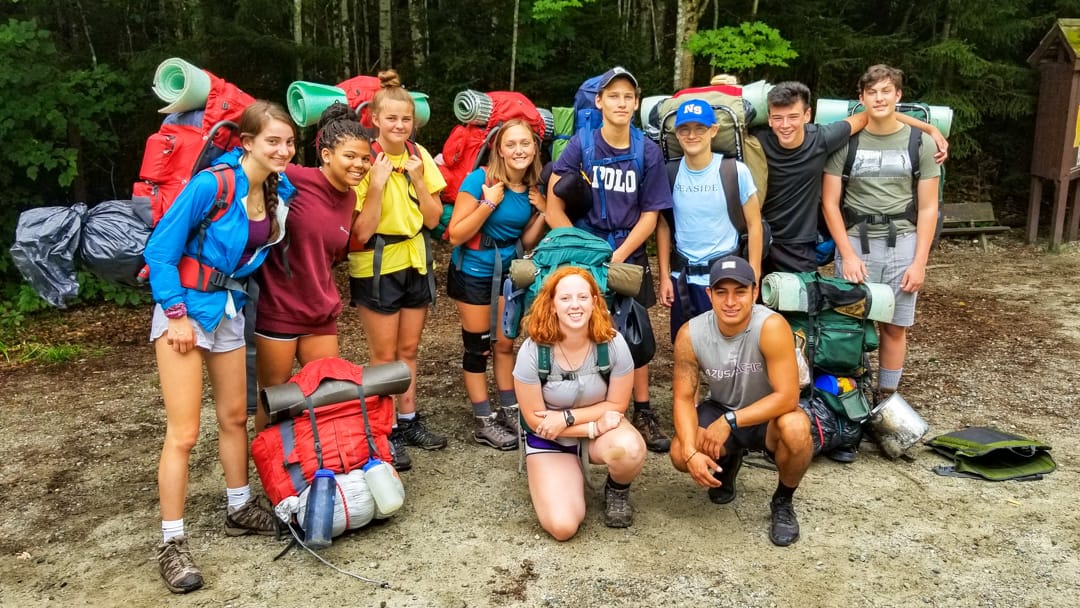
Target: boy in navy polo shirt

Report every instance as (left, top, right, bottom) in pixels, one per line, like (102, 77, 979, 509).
(547, 66, 673, 452)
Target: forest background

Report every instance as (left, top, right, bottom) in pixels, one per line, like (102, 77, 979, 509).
(1, 0, 1078, 320)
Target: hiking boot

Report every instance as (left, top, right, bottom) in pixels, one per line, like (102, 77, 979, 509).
(769, 496, 801, 546)
(225, 497, 279, 536)
(707, 450, 744, 505)
(825, 445, 858, 463)
(498, 405, 522, 439)
(631, 408, 671, 453)
(474, 414, 518, 450)
(603, 483, 634, 528)
(156, 535, 203, 594)
(399, 414, 448, 450)
(389, 427, 412, 472)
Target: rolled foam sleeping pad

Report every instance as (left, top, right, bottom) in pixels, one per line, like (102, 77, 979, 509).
(815, 99, 953, 138)
(153, 58, 212, 114)
(453, 90, 493, 125)
(639, 95, 668, 132)
(537, 108, 555, 141)
(262, 361, 412, 423)
(761, 272, 808, 312)
(741, 80, 774, 127)
(507, 259, 643, 297)
(286, 81, 349, 128)
(408, 91, 431, 128)
(865, 282, 896, 323)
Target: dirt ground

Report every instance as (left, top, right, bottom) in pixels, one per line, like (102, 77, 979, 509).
(1, 234, 1078, 608)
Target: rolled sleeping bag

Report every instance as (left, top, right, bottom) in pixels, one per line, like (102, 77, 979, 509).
(453, 89, 494, 125)
(295, 470, 376, 536)
(286, 81, 349, 128)
(508, 259, 643, 297)
(639, 95, 669, 138)
(408, 91, 431, 128)
(740, 80, 774, 127)
(761, 272, 808, 312)
(815, 99, 953, 137)
(153, 58, 212, 114)
(537, 108, 555, 141)
(262, 361, 412, 422)
(865, 282, 896, 323)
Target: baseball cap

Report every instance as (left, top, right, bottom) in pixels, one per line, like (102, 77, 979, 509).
(674, 99, 717, 128)
(709, 256, 756, 288)
(598, 66, 639, 91)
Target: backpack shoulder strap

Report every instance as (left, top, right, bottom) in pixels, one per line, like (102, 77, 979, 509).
(630, 126, 645, 178)
(905, 126, 922, 223)
(580, 125, 596, 175)
(537, 344, 552, 385)
(666, 158, 680, 191)
(597, 341, 611, 384)
(841, 132, 860, 189)
(203, 165, 236, 224)
(719, 157, 744, 233)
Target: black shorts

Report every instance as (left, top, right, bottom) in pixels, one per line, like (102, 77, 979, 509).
(762, 241, 818, 275)
(350, 267, 432, 313)
(697, 398, 769, 454)
(446, 264, 504, 306)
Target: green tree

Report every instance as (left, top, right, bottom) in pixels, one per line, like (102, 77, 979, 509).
(686, 21, 798, 80)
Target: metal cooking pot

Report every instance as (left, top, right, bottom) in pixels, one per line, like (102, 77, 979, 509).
(869, 392, 928, 459)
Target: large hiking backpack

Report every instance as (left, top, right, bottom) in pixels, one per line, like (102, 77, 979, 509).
(502, 227, 614, 340)
(438, 90, 547, 205)
(777, 273, 880, 448)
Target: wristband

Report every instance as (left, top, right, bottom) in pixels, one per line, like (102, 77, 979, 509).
(164, 303, 188, 319)
(480, 199, 497, 211)
(684, 450, 700, 467)
(588, 421, 598, 439)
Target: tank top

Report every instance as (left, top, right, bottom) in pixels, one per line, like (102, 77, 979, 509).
(688, 304, 775, 411)
(237, 215, 271, 268)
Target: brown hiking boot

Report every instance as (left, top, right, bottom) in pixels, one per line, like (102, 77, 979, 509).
(224, 497, 279, 537)
(631, 408, 671, 453)
(498, 405, 522, 440)
(603, 483, 634, 528)
(474, 414, 518, 450)
(156, 535, 203, 594)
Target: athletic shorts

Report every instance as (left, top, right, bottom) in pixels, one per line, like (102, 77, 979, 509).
(696, 398, 770, 455)
(836, 231, 918, 327)
(523, 431, 584, 457)
(253, 329, 313, 341)
(669, 273, 713, 343)
(149, 305, 245, 353)
(350, 267, 432, 314)
(763, 241, 818, 275)
(446, 264, 505, 306)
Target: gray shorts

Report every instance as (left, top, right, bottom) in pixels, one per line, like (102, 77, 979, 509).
(836, 232, 918, 327)
(149, 305, 246, 353)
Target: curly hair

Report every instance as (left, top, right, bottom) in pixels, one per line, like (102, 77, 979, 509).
(315, 101, 369, 159)
(485, 119, 542, 187)
(239, 100, 295, 243)
(524, 266, 617, 345)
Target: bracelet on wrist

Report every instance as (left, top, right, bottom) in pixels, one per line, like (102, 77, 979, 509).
(684, 449, 700, 467)
(164, 303, 188, 319)
(480, 198, 497, 211)
(588, 421, 598, 440)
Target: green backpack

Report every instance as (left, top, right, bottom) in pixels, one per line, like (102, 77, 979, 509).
(502, 227, 614, 339)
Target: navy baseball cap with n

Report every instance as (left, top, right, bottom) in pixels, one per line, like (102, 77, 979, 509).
(675, 99, 717, 128)
(709, 256, 756, 288)
(598, 66, 639, 91)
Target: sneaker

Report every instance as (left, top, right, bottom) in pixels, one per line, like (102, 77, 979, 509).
(769, 496, 801, 546)
(498, 405, 522, 439)
(389, 427, 412, 472)
(707, 450, 744, 505)
(603, 483, 634, 528)
(399, 414, 448, 450)
(156, 535, 203, 594)
(474, 414, 518, 450)
(824, 445, 858, 463)
(225, 497, 279, 537)
(631, 408, 671, 453)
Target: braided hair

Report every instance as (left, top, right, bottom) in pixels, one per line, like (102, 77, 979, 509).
(239, 100, 295, 243)
(315, 102, 369, 162)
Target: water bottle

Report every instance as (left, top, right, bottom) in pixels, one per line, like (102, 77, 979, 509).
(302, 469, 336, 549)
(363, 458, 403, 516)
(814, 374, 840, 395)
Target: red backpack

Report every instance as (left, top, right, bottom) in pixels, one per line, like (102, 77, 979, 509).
(336, 74, 381, 130)
(437, 91, 547, 204)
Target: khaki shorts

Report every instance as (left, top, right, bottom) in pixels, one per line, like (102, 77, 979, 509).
(149, 305, 246, 353)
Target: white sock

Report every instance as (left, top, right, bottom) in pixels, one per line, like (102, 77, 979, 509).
(162, 518, 184, 543)
(397, 412, 417, 422)
(226, 485, 251, 510)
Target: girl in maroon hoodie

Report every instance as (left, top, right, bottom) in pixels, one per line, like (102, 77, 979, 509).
(253, 103, 371, 430)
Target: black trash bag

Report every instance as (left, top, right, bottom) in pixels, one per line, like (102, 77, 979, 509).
(10, 203, 87, 308)
(799, 392, 863, 455)
(80, 199, 153, 286)
(540, 161, 592, 224)
(612, 294, 655, 368)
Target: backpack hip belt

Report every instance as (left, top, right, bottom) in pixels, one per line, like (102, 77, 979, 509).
(671, 249, 735, 277)
(458, 233, 524, 343)
(177, 255, 248, 293)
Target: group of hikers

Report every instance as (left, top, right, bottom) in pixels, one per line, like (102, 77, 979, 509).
(144, 63, 946, 593)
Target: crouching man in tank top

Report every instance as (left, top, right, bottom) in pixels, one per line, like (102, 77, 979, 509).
(669, 256, 812, 546)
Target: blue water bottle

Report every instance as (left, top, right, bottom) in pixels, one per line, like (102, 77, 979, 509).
(303, 469, 336, 549)
(814, 374, 840, 395)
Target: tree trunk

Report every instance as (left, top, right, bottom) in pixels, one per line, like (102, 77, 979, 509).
(340, 0, 351, 78)
(293, 0, 303, 80)
(673, 0, 708, 90)
(379, 0, 393, 69)
(510, 0, 520, 90)
(407, 0, 426, 70)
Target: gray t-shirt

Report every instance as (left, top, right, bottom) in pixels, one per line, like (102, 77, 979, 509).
(825, 125, 940, 238)
(513, 332, 634, 410)
(755, 121, 851, 244)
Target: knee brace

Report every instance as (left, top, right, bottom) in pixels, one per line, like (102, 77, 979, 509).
(461, 329, 491, 373)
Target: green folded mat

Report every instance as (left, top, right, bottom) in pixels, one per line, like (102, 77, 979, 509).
(551, 107, 575, 162)
(287, 81, 348, 128)
(153, 58, 212, 114)
(926, 426, 1056, 481)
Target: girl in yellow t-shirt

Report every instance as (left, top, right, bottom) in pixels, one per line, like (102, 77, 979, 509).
(348, 69, 447, 471)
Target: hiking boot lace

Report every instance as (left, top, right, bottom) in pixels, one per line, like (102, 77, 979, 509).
(401, 414, 448, 450)
(225, 497, 279, 536)
(157, 535, 203, 594)
(474, 414, 518, 450)
(603, 484, 634, 528)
